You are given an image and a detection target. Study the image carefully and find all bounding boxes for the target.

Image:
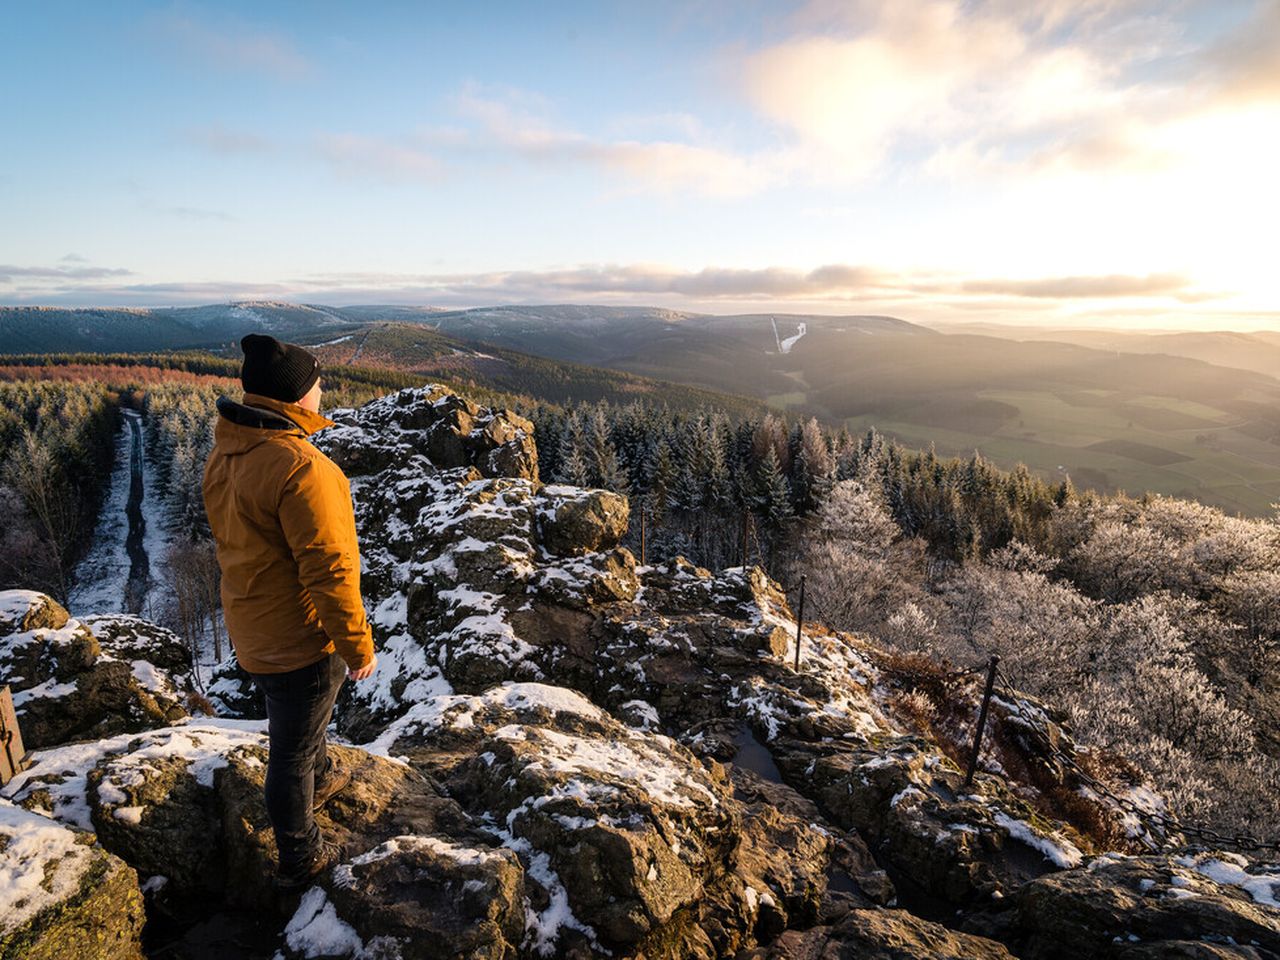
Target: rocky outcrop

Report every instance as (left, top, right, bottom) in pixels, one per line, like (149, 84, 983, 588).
(0, 799, 145, 960)
(321, 385, 538, 482)
(5, 385, 1278, 959)
(0, 590, 195, 749)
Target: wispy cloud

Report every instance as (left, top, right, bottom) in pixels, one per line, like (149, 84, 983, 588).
(450, 85, 785, 197)
(150, 7, 313, 80)
(1, 261, 1219, 314)
(0, 263, 133, 283)
(316, 134, 445, 184)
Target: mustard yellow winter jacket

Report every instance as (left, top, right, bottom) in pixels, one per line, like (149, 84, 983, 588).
(202, 392, 375, 674)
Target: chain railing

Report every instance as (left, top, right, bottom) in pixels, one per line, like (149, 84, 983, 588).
(989, 665, 1280, 857)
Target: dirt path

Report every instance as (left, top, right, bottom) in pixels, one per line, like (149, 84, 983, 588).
(121, 410, 150, 614)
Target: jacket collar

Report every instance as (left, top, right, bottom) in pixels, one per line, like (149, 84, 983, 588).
(240, 392, 335, 436)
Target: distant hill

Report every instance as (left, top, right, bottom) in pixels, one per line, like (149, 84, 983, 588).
(0, 301, 360, 353)
(938, 322, 1280, 380)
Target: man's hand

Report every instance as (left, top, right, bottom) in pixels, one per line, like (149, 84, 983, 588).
(348, 654, 378, 681)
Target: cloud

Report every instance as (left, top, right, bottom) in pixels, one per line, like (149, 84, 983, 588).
(315, 134, 445, 184)
(2, 261, 1218, 313)
(59, 253, 88, 263)
(151, 8, 313, 80)
(0, 263, 133, 283)
(956, 272, 1195, 299)
(736, 0, 1261, 183)
(451, 86, 786, 197)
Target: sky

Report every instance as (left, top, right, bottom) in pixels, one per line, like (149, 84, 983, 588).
(3, 0, 1279, 328)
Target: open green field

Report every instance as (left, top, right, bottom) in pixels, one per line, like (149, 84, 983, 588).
(845, 387, 1280, 516)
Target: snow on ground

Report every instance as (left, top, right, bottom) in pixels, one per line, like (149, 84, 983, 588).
(362, 682, 600, 757)
(333, 835, 505, 890)
(313, 335, 354, 347)
(139, 412, 176, 623)
(283, 887, 366, 959)
(991, 810, 1084, 868)
(1176, 852, 1280, 910)
(495, 724, 720, 809)
(68, 418, 132, 615)
(779, 322, 807, 354)
(0, 800, 97, 936)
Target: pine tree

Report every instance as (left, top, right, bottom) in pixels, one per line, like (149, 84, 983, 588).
(556, 410, 592, 486)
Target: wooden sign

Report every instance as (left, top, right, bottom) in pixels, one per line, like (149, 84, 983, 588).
(0, 685, 29, 786)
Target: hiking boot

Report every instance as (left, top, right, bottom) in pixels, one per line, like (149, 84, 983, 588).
(274, 838, 341, 893)
(313, 758, 352, 811)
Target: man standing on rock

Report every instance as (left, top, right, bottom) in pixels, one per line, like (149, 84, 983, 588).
(203, 334, 377, 891)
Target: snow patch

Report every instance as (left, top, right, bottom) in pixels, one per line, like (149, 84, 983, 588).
(0, 801, 97, 936)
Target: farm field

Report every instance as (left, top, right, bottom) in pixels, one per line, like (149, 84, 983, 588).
(844, 387, 1280, 516)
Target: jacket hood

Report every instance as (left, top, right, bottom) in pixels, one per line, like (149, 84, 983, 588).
(213, 393, 335, 455)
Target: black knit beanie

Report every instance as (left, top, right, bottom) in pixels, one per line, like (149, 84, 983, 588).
(239, 334, 320, 403)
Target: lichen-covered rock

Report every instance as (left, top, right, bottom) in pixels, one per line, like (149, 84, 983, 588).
(1, 720, 266, 903)
(752, 908, 1016, 959)
(1009, 852, 1280, 959)
(374, 681, 742, 956)
(0, 590, 193, 749)
(537, 485, 630, 556)
(0, 800, 145, 960)
(315, 419, 639, 731)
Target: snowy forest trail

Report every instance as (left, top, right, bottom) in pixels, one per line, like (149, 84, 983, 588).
(347, 327, 372, 364)
(121, 410, 150, 614)
(69, 409, 154, 617)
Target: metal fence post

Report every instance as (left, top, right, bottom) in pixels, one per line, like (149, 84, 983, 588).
(963, 656, 1000, 790)
(794, 574, 807, 671)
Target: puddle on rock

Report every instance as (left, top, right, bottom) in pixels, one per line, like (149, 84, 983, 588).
(732, 726, 785, 784)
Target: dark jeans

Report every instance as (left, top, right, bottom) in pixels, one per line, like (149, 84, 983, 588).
(249, 652, 346, 870)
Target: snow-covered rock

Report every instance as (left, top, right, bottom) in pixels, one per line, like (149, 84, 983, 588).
(0, 799, 145, 960)
(0, 591, 194, 749)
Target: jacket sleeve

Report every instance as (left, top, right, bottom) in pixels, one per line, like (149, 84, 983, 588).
(277, 455, 375, 671)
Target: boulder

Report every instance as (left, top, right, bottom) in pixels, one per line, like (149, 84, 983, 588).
(205, 656, 263, 718)
(1009, 852, 1280, 959)
(0, 799, 145, 960)
(1, 719, 268, 903)
(0, 590, 192, 749)
(376, 681, 743, 956)
(753, 908, 1016, 959)
(217, 742, 476, 910)
(290, 836, 525, 960)
(537, 486, 630, 556)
